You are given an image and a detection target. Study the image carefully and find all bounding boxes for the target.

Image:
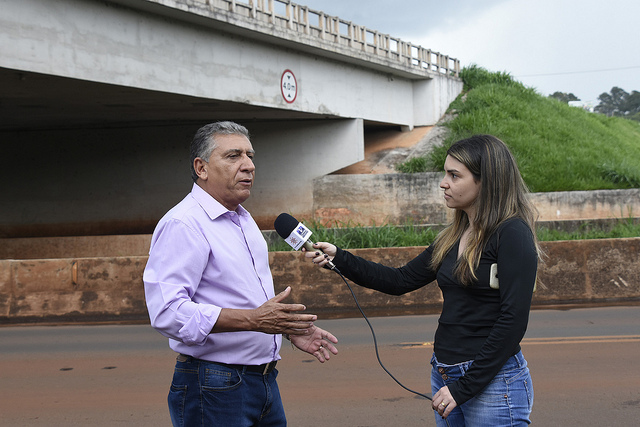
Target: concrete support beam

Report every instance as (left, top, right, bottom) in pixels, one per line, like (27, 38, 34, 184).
(412, 74, 464, 127)
(244, 119, 364, 228)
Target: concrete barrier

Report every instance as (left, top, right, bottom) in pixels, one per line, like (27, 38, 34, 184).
(313, 173, 640, 226)
(1, 238, 638, 324)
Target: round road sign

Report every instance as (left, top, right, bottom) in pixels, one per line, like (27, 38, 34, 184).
(281, 69, 297, 103)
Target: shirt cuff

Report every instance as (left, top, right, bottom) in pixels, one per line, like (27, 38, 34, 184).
(178, 305, 221, 346)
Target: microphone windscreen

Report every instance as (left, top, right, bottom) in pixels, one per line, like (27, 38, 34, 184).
(274, 213, 300, 239)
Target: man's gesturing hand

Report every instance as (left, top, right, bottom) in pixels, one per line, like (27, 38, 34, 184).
(251, 286, 317, 335)
(210, 286, 317, 335)
(290, 325, 338, 363)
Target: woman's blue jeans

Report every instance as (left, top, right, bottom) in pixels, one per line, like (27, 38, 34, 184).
(430, 351, 533, 427)
(167, 355, 286, 427)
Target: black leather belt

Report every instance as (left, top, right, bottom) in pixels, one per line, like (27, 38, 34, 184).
(241, 360, 277, 375)
(178, 354, 277, 376)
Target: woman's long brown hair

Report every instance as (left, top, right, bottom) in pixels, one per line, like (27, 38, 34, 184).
(429, 135, 542, 285)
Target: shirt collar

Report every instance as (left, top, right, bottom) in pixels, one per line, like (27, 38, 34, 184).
(190, 182, 249, 221)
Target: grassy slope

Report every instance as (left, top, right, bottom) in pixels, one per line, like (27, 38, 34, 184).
(428, 75, 640, 192)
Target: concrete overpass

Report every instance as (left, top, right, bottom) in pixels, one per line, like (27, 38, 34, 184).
(0, 0, 462, 237)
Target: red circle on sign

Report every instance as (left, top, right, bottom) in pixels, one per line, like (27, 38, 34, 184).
(281, 69, 297, 103)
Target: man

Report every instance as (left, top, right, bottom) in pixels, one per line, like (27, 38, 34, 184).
(144, 121, 338, 426)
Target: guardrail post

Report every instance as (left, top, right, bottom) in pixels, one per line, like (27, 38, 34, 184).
(348, 22, 354, 48)
(408, 42, 415, 66)
(248, 0, 256, 18)
(319, 12, 325, 39)
(287, 1, 293, 30)
(373, 30, 379, 54)
(268, 0, 275, 24)
(301, 6, 309, 35)
(383, 35, 390, 58)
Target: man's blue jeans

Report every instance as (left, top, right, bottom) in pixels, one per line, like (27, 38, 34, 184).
(431, 351, 533, 426)
(168, 355, 286, 427)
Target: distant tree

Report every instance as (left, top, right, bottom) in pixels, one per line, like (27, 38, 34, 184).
(549, 91, 579, 103)
(595, 87, 640, 117)
(624, 90, 640, 115)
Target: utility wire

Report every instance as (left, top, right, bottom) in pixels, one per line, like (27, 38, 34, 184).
(516, 65, 640, 78)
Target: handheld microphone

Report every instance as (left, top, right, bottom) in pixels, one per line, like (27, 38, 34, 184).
(273, 213, 338, 271)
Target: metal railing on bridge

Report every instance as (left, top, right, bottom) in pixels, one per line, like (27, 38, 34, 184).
(193, 0, 460, 76)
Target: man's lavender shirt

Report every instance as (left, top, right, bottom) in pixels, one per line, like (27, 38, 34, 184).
(143, 183, 281, 365)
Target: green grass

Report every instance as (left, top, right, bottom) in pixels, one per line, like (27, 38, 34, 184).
(537, 219, 640, 241)
(397, 65, 640, 193)
(395, 156, 428, 173)
(268, 219, 640, 251)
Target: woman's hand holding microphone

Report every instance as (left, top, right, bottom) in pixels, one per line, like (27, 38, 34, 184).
(302, 242, 337, 268)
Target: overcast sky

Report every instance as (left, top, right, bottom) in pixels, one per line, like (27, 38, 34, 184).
(299, 0, 639, 104)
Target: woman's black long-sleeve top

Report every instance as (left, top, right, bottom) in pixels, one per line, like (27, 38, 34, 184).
(332, 218, 538, 406)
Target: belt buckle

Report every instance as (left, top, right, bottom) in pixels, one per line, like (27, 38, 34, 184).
(262, 361, 275, 375)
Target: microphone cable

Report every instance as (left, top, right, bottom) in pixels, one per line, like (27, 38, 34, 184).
(331, 266, 452, 427)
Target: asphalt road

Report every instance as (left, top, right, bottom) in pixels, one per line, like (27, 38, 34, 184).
(1, 306, 639, 426)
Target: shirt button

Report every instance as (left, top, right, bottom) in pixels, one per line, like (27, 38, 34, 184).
(227, 212, 241, 226)
(438, 367, 446, 374)
(442, 374, 449, 380)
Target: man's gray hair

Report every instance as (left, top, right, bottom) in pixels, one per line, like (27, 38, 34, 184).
(189, 121, 250, 182)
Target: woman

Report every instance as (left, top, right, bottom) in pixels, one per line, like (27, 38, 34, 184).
(304, 135, 541, 426)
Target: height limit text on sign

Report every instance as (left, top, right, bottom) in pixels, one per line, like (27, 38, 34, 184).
(281, 69, 297, 103)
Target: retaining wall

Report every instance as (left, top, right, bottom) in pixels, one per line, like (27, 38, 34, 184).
(313, 173, 640, 226)
(1, 238, 638, 324)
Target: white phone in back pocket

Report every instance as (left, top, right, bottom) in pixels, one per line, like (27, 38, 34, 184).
(489, 263, 537, 292)
(489, 263, 499, 289)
